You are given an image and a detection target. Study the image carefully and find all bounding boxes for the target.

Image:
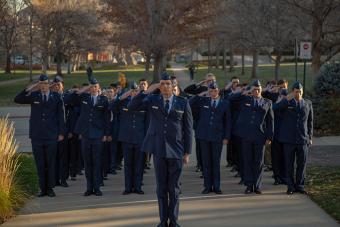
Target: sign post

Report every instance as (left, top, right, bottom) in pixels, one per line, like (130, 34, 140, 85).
(299, 42, 312, 95)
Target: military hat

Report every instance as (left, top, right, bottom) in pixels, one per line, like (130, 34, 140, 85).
(38, 74, 49, 82)
(53, 75, 63, 83)
(89, 77, 99, 85)
(280, 88, 288, 96)
(130, 81, 138, 90)
(208, 82, 218, 89)
(292, 81, 303, 90)
(161, 72, 171, 81)
(252, 79, 261, 87)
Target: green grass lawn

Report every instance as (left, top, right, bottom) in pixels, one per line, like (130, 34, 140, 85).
(15, 154, 39, 197)
(306, 166, 340, 223)
(190, 63, 314, 92)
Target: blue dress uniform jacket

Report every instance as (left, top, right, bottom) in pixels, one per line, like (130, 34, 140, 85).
(189, 96, 231, 142)
(71, 93, 110, 139)
(115, 97, 147, 145)
(128, 92, 193, 159)
(229, 93, 274, 144)
(274, 98, 313, 145)
(14, 89, 66, 140)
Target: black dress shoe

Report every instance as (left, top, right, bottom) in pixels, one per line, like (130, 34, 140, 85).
(295, 189, 308, 195)
(70, 177, 76, 181)
(157, 222, 168, 227)
(214, 189, 222, 194)
(245, 187, 253, 194)
(254, 189, 262, 194)
(83, 190, 93, 196)
(287, 189, 294, 195)
(201, 188, 211, 194)
(103, 176, 108, 180)
(95, 190, 103, 196)
(122, 190, 132, 195)
(135, 190, 145, 194)
(169, 221, 180, 227)
(55, 181, 61, 186)
(60, 181, 69, 187)
(37, 191, 46, 197)
(47, 189, 56, 197)
(77, 171, 84, 175)
(199, 175, 203, 179)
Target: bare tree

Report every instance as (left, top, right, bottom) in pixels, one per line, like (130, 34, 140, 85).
(283, 0, 340, 74)
(102, 0, 220, 82)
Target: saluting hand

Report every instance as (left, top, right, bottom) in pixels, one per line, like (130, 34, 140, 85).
(102, 136, 107, 142)
(120, 90, 131, 100)
(107, 136, 112, 142)
(183, 154, 189, 165)
(146, 83, 160, 93)
(26, 82, 39, 92)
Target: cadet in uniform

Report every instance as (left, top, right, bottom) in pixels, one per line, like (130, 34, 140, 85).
(129, 72, 193, 227)
(14, 74, 66, 197)
(114, 82, 147, 194)
(274, 82, 313, 195)
(229, 80, 274, 194)
(51, 76, 69, 187)
(190, 82, 231, 194)
(69, 78, 110, 196)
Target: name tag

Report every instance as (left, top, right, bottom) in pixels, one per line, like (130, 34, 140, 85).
(288, 106, 294, 109)
(175, 110, 184, 114)
(140, 111, 146, 113)
(203, 106, 209, 108)
(97, 105, 104, 108)
(82, 101, 87, 104)
(123, 108, 128, 111)
(152, 106, 159, 109)
(34, 101, 40, 104)
(245, 103, 251, 106)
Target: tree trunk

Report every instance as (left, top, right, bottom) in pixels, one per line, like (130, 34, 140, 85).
(144, 53, 151, 77)
(222, 41, 227, 71)
(274, 54, 282, 81)
(5, 52, 11, 74)
(311, 18, 322, 75)
(208, 38, 211, 72)
(153, 53, 164, 83)
(215, 45, 220, 69)
(56, 52, 63, 76)
(251, 49, 259, 79)
(67, 60, 71, 75)
(229, 48, 234, 72)
(241, 50, 245, 75)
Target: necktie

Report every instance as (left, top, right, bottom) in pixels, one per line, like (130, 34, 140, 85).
(91, 96, 95, 106)
(165, 100, 170, 113)
(43, 94, 47, 103)
(254, 99, 258, 108)
(212, 100, 216, 109)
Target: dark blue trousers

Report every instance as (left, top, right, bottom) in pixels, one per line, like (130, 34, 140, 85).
(122, 142, 144, 191)
(110, 140, 118, 171)
(55, 139, 69, 183)
(68, 135, 80, 177)
(283, 143, 308, 190)
(195, 138, 202, 169)
(153, 156, 182, 223)
(241, 139, 265, 190)
(81, 138, 103, 192)
(200, 140, 223, 190)
(102, 141, 111, 177)
(271, 139, 286, 182)
(31, 139, 57, 192)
